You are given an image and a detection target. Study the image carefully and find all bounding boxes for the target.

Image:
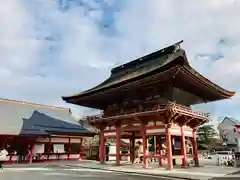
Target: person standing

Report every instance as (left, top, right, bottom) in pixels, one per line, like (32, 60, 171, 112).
(105, 144, 109, 162)
(0, 148, 8, 172)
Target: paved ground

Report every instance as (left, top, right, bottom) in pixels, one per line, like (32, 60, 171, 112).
(0, 166, 178, 180)
(211, 171, 240, 180)
(64, 161, 240, 180)
(2, 161, 240, 180)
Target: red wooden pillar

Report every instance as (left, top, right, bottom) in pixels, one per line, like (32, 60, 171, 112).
(116, 124, 121, 166)
(79, 138, 83, 160)
(47, 137, 51, 160)
(129, 139, 132, 162)
(29, 141, 35, 164)
(180, 126, 187, 168)
(68, 138, 71, 152)
(67, 137, 71, 160)
(99, 128, 105, 164)
(130, 132, 135, 163)
(141, 122, 148, 168)
(165, 124, 173, 170)
(192, 129, 199, 167)
(47, 137, 51, 152)
(157, 136, 163, 166)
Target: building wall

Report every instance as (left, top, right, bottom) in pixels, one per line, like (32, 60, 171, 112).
(218, 118, 240, 151)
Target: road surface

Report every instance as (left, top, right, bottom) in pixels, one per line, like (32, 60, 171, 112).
(0, 166, 180, 180)
(1, 165, 239, 180)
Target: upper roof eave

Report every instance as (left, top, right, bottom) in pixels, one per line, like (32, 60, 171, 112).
(62, 41, 235, 105)
(62, 44, 186, 102)
(62, 64, 235, 105)
(181, 66, 235, 99)
(221, 117, 240, 125)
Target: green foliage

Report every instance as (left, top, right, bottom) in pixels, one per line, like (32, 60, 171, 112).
(197, 124, 218, 144)
(148, 136, 155, 151)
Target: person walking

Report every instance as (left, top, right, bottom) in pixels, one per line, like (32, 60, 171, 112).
(130, 145, 139, 164)
(0, 148, 8, 172)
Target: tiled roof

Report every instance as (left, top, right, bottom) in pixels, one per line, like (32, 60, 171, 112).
(62, 41, 184, 100)
(62, 41, 235, 108)
(0, 98, 95, 136)
(224, 117, 240, 125)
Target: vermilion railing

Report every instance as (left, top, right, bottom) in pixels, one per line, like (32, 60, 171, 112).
(82, 102, 210, 122)
(170, 103, 210, 119)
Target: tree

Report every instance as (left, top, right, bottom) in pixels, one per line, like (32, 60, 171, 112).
(78, 119, 98, 133)
(197, 124, 218, 144)
(148, 136, 155, 152)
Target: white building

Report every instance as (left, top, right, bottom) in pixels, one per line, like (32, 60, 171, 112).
(218, 117, 240, 152)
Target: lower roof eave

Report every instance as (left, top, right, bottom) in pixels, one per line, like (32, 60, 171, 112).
(89, 110, 209, 129)
(48, 131, 96, 137)
(89, 108, 167, 125)
(62, 66, 180, 108)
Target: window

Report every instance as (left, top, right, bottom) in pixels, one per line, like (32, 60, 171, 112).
(234, 128, 236, 132)
(222, 135, 228, 141)
(50, 144, 54, 153)
(44, 144, 48, 153)
(64, 144, 69, 152)
(70, 144, 81, 153)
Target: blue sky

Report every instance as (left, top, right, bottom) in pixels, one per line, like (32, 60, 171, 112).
(0, 0, 240, 125)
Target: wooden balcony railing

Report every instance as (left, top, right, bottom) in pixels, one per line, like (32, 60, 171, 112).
(170, 103, 210, 119)
(82, 102, 210, 122)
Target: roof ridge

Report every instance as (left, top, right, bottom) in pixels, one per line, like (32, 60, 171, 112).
(0, 98, 69, 111)
(221, 116, 239, 125)
(111, 40, 183, 75)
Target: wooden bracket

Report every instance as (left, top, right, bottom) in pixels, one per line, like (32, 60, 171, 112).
(164, 110, 176, 124)
(170, 113, 180, 123)
(192, 128, 197, 132)
(114, 120, 122, 128)
(165, 123, 172, 129)
(191, 119, 205, 129)
(140, 118, 149, 126)
(197, 120, 207, 127)
(98, 124, 106, 131)
(133, 115, 140, 121)
(183, 117, 195, 126)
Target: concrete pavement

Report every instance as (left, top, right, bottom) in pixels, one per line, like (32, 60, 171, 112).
(0, 166, 180, 180)
(65, 160, 240, 180)
(3, 161, 240, 180)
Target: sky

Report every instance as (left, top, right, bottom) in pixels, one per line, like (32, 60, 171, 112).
(1, 0, 240, 125)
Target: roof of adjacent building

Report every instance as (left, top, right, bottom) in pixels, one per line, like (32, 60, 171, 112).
(0, 98, 95, 136)
(221, 117, 240, 125)
(62, 41, 235, 108)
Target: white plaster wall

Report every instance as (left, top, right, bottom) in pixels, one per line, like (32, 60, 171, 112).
(109, 145, 116, 161)
(33, 144, 44, 154)
(218, 118, 239, 150)
(51, 138, 69, 143)
(54, 144, 65, 153)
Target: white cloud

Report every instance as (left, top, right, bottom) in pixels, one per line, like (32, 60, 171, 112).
(112, 0, 240, 121)
(0, 0, 239, 122)
(0, 1, 41, 83)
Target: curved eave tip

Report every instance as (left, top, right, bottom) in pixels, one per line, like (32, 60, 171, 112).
(62, 94, 79, 101)
(62, 96, 75, 103)
(175, 40, 184, 45)
(226, 91, 236, 98)
(62, 91, 88, 102)
(231, 91, 236, 96)
(62, 96, 69, 101)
